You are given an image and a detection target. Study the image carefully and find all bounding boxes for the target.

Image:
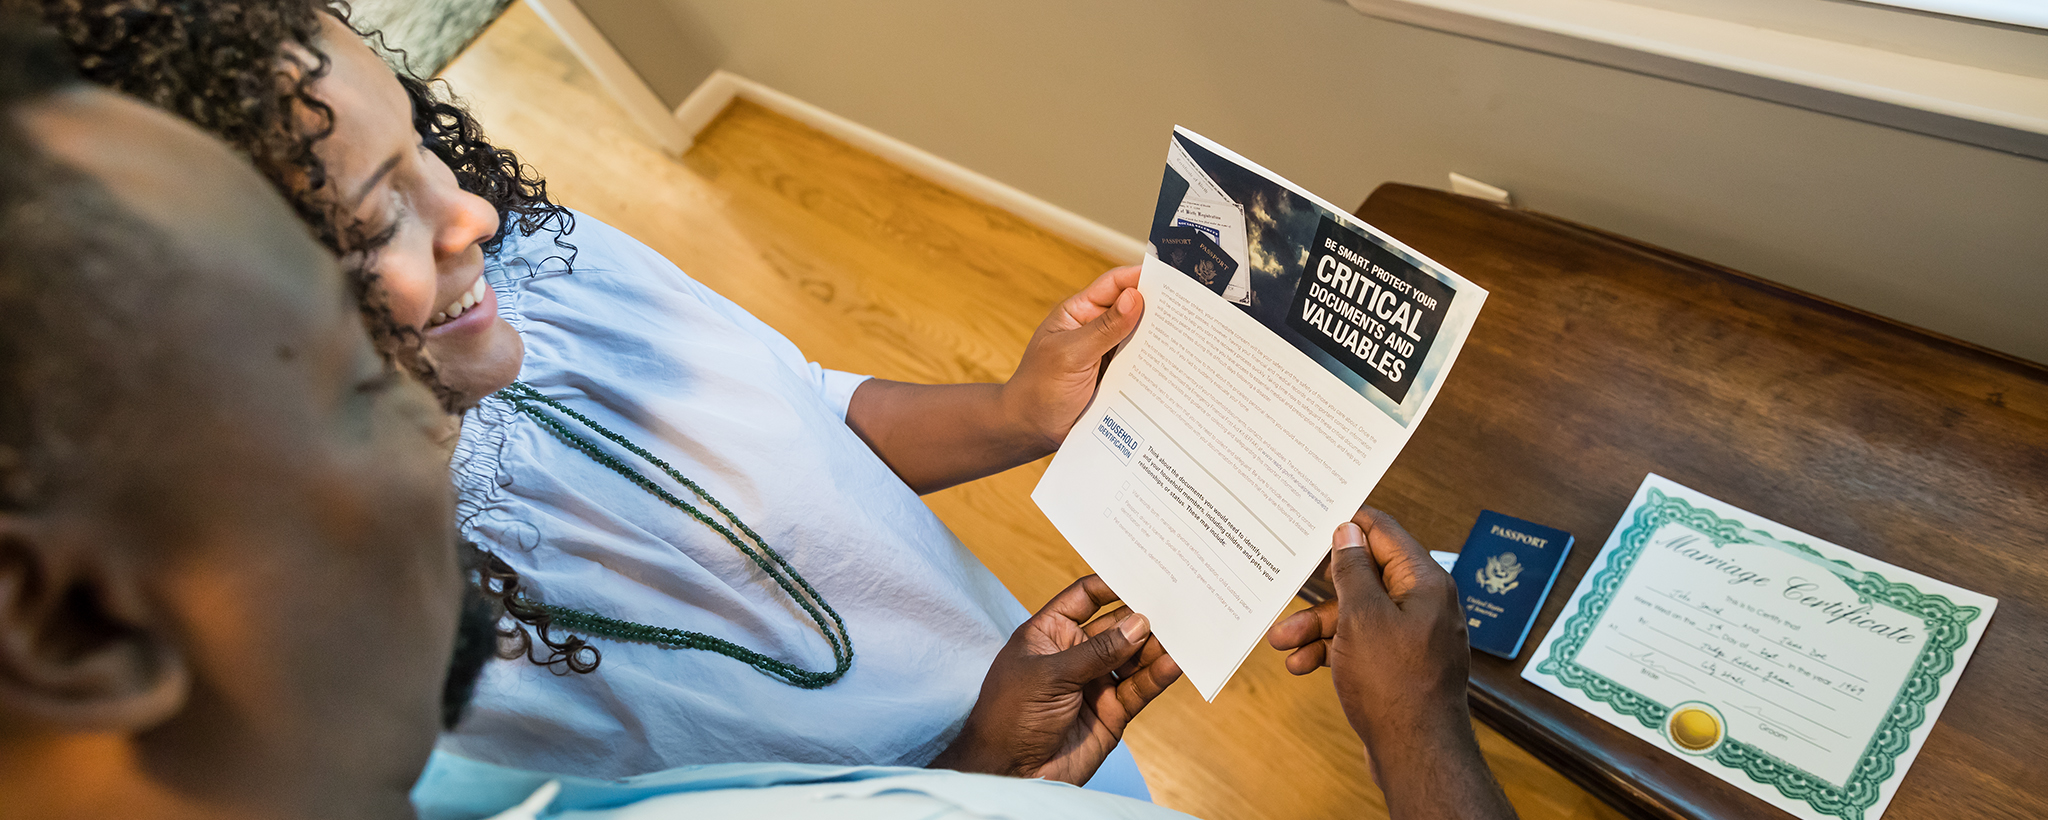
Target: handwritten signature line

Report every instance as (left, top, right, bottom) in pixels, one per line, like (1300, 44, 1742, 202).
(1644, 586, 1869, 684)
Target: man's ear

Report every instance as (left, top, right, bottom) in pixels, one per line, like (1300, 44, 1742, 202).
(0, 514, 189, 731)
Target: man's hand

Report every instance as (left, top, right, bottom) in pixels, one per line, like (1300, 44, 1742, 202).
(1266, 507, 1518, 820)
(1267, 508, 1469, 744)
(930, 574, 1180, 785)
(1000, 266, 1143, 451)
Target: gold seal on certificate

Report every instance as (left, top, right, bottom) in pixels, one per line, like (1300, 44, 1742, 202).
(1524, 474, 1997, 820)
(1665, 701, 1725, 753)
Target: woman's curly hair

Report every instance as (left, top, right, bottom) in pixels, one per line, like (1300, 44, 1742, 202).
(33, 0, 573, 410)
(476, 548, 601, 674)
(29, 0, 588, 669)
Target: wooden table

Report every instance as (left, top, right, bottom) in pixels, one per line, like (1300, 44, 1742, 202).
(1342, 184, 2047, 820)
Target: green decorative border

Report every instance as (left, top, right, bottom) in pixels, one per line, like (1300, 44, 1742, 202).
(1534, 490, 1982, 820)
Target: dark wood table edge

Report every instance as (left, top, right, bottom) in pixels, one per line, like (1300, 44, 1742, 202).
(1468, 684, 1688, 820)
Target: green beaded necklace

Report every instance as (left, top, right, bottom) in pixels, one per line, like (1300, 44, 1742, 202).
(493, 380, 852, 689)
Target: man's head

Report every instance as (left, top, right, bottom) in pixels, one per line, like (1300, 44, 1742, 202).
(0, 21, 482, 818)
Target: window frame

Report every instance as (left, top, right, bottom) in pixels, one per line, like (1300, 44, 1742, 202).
(1341, 0, 2048, 160)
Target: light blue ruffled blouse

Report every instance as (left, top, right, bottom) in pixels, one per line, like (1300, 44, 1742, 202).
(438, 213, 1033, 777)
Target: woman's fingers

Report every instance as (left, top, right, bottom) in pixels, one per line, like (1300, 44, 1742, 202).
(1044, 574, 1122, 626)
(1082, 605, 1134, 639)
(1110, 632, 1171, 681)
(1082, 608, 1174, 683)
(1111, 647, 1183, 722)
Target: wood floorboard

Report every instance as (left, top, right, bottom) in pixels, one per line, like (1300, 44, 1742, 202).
(440, 6, 1628, 819)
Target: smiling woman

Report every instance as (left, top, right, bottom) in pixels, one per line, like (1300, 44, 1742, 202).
(43, 0, 571, 409)
(306, 12, 529, 402)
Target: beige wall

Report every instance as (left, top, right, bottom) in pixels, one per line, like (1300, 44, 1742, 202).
(570, 0, 716, 107)
(571, 0, 2048, 364)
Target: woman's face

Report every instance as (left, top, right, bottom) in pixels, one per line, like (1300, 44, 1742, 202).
(309, 14, 523, 407)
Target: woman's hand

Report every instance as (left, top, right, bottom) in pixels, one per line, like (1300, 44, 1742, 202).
(841, 267, 1141, 494)
(999, 266, 1144, 452)
(929, 574, 1180, 785)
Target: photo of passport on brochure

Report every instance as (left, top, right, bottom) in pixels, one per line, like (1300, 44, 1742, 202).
(1035, 127, 1487, 700)
(1154, 224, 1234, 295)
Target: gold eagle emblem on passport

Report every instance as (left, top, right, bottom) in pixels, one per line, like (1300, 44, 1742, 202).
(1478, 552, 1523, 595)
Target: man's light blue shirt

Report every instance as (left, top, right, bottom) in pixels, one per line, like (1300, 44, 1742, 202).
(413, 751, 1189, 820)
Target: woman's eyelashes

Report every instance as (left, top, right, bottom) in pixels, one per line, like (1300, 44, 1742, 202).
(362, 145, 432, 237)
(358, 172, 414, 254)
(378, 189, 411, 239)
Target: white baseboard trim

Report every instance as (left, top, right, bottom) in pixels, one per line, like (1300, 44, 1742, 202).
(673, 70, 1146, 264)
(525, 0, 689, 155)
(518, 6, 1142, 263)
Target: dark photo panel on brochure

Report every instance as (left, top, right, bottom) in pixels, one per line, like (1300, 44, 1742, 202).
(1154, 133, 1458, 408)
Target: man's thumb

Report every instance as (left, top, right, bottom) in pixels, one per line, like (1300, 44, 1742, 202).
(1054, 613, 1150, 684)
(1330, 523, 1390, 605)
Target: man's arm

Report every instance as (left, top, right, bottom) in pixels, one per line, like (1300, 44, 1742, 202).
(1267, 508, 1520, 820)
(844, 267, 1141, 495)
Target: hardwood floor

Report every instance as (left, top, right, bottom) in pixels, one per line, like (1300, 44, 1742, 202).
(439, 6, 1626, 819)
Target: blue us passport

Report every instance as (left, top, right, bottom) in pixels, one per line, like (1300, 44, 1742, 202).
(1450, 511, 1574, 659)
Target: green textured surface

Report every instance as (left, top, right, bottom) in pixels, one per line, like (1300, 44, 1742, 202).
(348, 0, 515, 76)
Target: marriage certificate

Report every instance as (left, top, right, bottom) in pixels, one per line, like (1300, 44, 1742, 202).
(1525, 475, 1996, 820)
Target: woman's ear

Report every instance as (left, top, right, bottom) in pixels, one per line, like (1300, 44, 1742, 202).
(0, 515, 189, 732)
